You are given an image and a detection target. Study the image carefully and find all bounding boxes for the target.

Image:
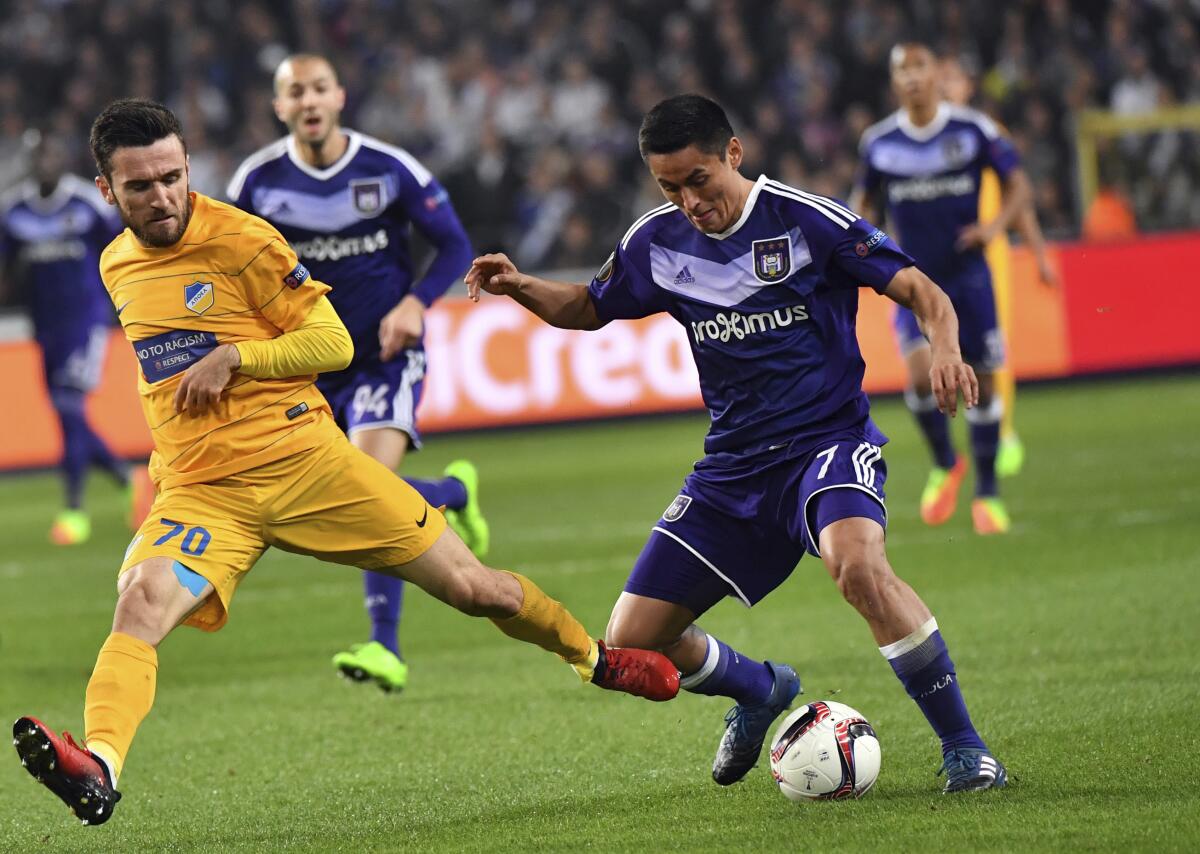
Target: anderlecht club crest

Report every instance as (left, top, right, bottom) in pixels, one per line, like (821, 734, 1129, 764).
(184, 281, 214, 315)
(752, 236, 792, 284)
(350, 178, 386, 216)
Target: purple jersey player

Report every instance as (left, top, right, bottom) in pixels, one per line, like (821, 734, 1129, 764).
(0, 135, 136, 545)
(850, 43, 1033, 536)
(228, 54, 486, 693)
(467, 95, 1007, 794)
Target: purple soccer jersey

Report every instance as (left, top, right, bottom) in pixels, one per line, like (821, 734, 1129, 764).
(228, 131, 472, 364)
(855, 104, 1018, 368)
(589, 175, 911, 458)
(590, 175, 913, 610)
(0, 176, 120, 389)
(854, 103, 1020, 282)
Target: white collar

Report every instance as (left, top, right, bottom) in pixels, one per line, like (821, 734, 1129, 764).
(897, 102, 951, 142)
(706, 173, 767, 241)
(287, 130, 361, 180)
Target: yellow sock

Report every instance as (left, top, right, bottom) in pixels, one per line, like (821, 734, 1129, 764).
(490, 572, 599, 682)
(996, 366, 1017, 440)
(84, 632, 158, 784)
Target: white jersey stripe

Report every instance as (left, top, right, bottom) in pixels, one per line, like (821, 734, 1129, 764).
(227, 138, 289, 201)
(767, 180, 857, 220)
(766, 181, 857, 225)
(620, 203, 675, 250)
(357, 133, 434, 187)
(762, 185, 851, 229)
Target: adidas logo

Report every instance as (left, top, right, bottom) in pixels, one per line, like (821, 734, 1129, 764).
(674, 266, 695, 285)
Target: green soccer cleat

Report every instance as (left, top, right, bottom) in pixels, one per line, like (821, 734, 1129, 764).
(49, 510, 91, 546)
(332, 642, 408, 693)
(971, 497, 1011, 535)
(919, 457, 967, 526)
(996, 434, 1025, 478)
(443, 459, 490, 558)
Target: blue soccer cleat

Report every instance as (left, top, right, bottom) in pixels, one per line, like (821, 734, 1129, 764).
(712, 662, 801, 785)
(939, 747, 1008, 793)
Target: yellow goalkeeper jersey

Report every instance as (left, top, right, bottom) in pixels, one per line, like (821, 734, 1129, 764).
(100, 192, 342, 489)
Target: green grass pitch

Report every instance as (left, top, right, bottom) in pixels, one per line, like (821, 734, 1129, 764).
(1, 375, 1198, 852)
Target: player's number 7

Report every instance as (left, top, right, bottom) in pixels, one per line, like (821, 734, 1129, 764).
(153, 519, 212, 556)
(815, 445, 838, 479)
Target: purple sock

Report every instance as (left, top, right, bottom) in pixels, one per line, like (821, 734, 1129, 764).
(363, 571, 404, 658)
(882, 618, 987, 757)
(53, 393, 92, 509)
(905, 390, 957, 470)
(405, 477, 468, 511)
(967, 400, 1002, 497)
(680, 634, 775, 706)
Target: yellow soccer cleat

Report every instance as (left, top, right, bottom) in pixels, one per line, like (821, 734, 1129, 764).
(49, 510, 91, 546)
(971, 497, 1011, 535)
(919, 457, 967, 526)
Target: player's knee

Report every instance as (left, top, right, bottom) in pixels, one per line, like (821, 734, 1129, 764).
(823, 538, 891, 614)
(605, 619, 656, 650)
(604, 609, 682, 651)
(112, 574, 173, 644)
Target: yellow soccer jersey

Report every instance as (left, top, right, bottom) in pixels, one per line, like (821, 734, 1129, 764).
(100, 192, 342, 489)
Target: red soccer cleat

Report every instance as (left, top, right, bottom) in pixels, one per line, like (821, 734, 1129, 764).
(591, 640, 680, 702)
(12, 717, 121, 826)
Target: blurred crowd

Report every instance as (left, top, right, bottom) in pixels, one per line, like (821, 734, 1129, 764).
(2, 0, 1200, 274)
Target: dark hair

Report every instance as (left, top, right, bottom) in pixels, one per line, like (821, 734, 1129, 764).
(638, 94, 734, 160)
(89, 99, 186, 178)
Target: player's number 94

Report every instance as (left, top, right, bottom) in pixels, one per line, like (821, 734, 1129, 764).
(153, 519, 212, 557)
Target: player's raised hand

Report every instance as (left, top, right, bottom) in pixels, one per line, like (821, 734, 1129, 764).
(465, 253, 524, 301)
(174, 343, 240, 416)
(379, 294, 424, 361)
(929, 355, 978, 418)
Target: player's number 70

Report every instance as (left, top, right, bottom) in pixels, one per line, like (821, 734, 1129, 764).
(153, 519, 212, 557)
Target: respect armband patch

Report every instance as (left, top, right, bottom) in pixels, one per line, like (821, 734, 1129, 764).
(284, 262, 310, 289)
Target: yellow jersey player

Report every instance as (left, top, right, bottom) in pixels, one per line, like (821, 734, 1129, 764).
(939, 56, 1058, 477)
(11, 99, 679, 827)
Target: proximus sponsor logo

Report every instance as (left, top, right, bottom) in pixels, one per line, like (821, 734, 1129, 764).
(292, 228, 390, 262)
(888, 173, 975, 203)
(689, 304, 809, 344)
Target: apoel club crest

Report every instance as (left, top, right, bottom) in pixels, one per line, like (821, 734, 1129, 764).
(350, 178, 387, 216)
(752, 235, 792, 284)
(184, 281, 214, 315)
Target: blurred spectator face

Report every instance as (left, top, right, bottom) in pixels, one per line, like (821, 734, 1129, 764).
(32, 136, 67, 189)
(97, 134, 191, 247)
(890, 44, 938, 111)
(645, 138, 748, 234)
(939, 57, 974, 106)
(273, 56, 346, 147)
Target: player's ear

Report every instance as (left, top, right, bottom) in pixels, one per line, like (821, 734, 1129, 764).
(335, 84, 346, 112)
(95, 175, 116, 206)
(727, 137, 743, 171)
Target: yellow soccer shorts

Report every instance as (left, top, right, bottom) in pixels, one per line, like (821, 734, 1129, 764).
(120, 436, 446, 631)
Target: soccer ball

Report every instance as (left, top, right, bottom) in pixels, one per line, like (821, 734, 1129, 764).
(768, 700, 881, 801)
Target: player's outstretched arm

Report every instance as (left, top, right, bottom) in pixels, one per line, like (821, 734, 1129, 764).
(884, 266, 978, 417)
(1015, 201, 1059, 288)
(465, 253, 602, 330)
(173, 296, 353, 415)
